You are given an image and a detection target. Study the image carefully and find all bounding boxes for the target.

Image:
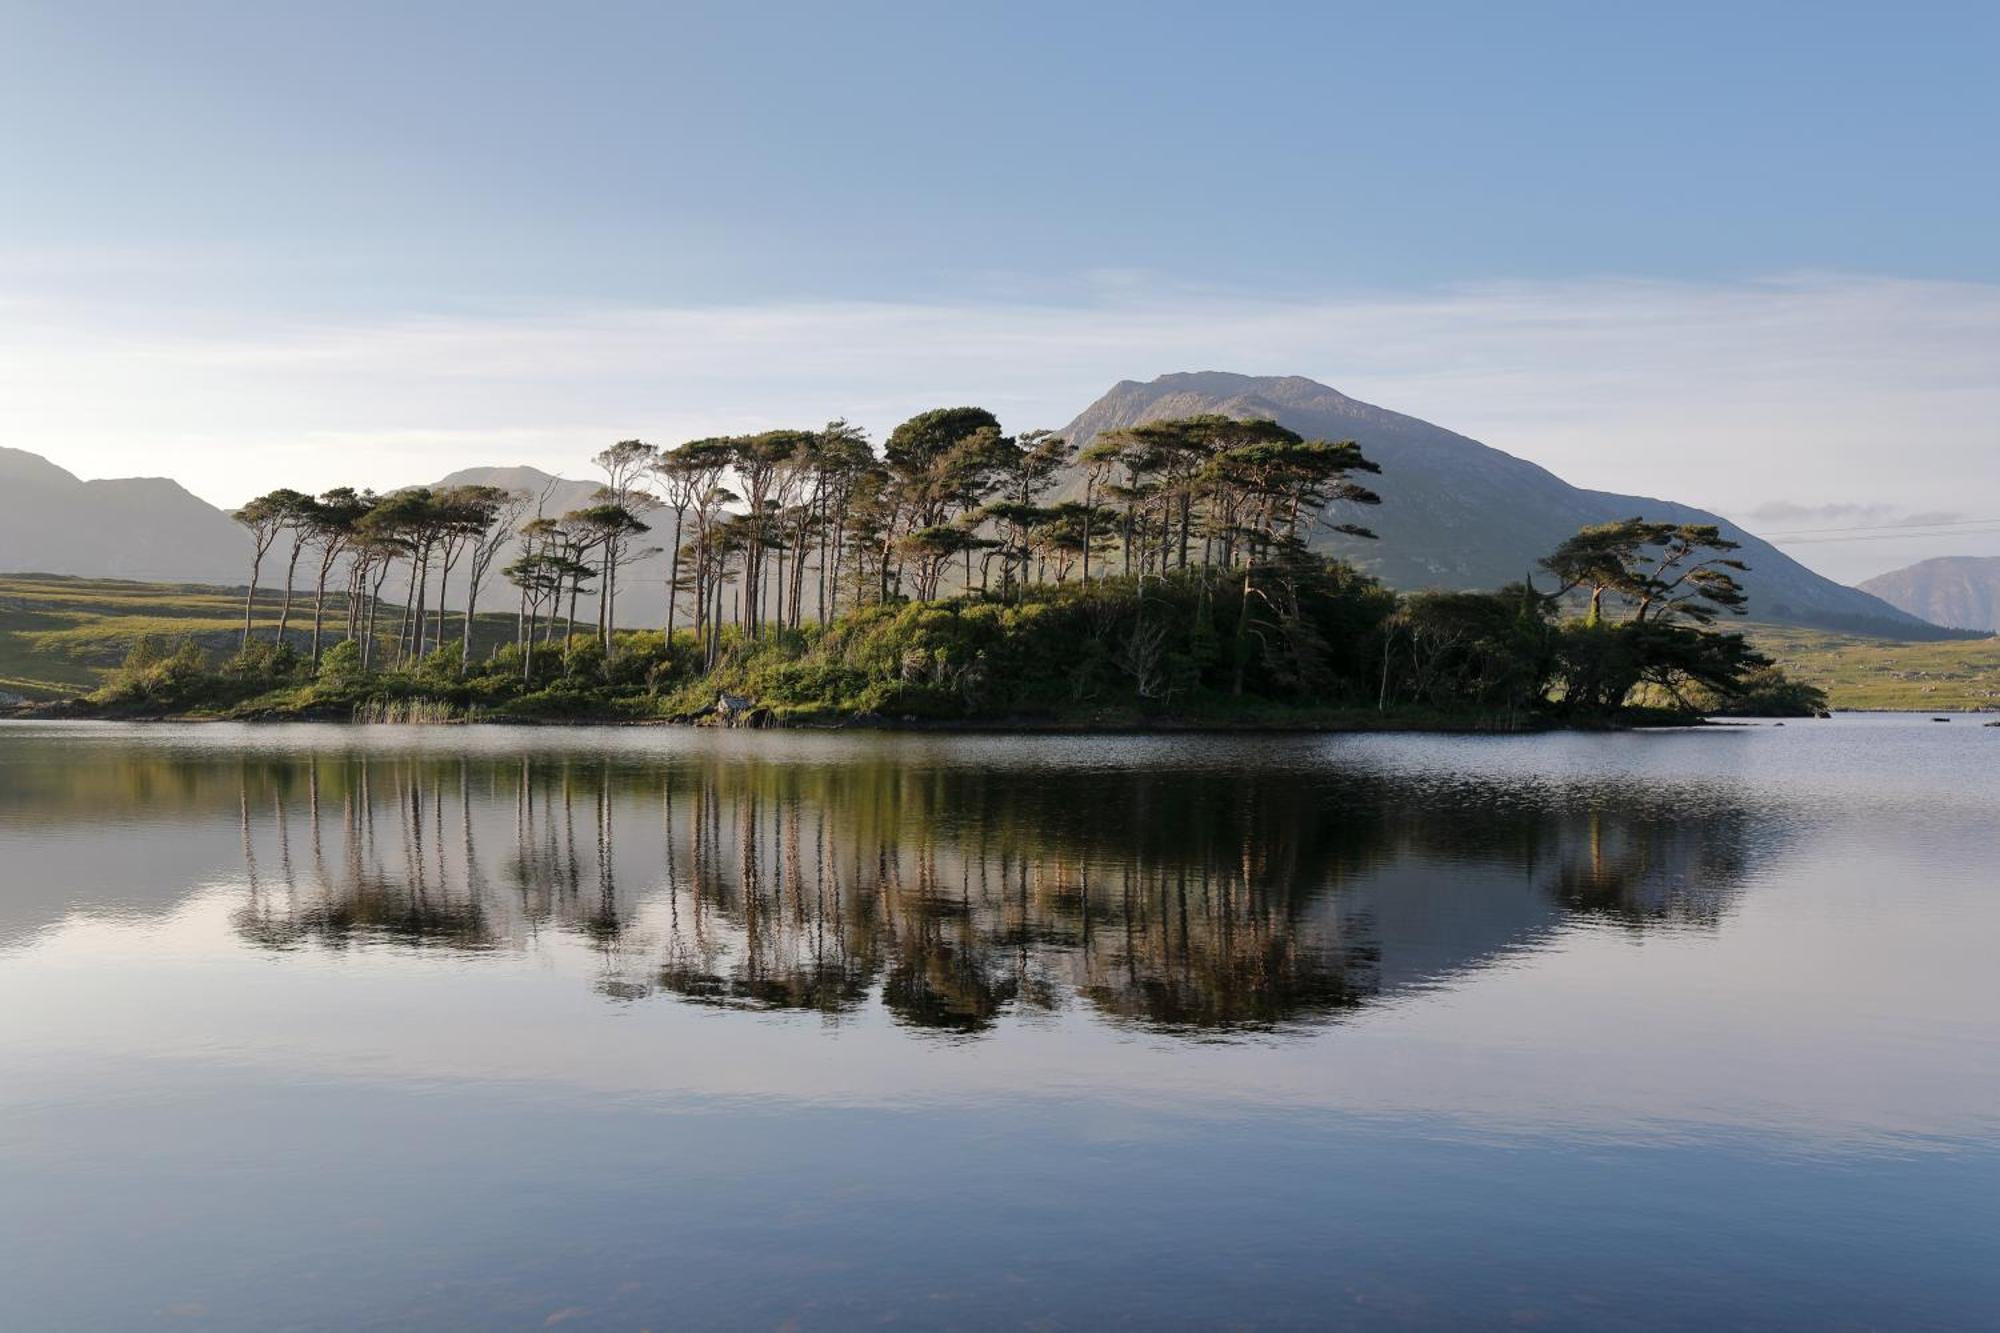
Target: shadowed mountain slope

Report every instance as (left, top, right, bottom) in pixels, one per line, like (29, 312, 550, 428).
(1059, 373, 1946, 639)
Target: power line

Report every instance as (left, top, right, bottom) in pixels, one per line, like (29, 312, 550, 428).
(1776, 526, 2000, 546)
(1760, 515, 2000, 538)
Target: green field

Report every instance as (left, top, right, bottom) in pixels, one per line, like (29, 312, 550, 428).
(0, 573, 516, 701)
(0, 575, 257, 698)
(1745, 624, 2000, 712)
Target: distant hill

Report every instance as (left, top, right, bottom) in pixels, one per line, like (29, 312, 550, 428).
(0, 447, 242, 584)
(1859, 556, 2000, 632)
(1059, 373, 1948, 639)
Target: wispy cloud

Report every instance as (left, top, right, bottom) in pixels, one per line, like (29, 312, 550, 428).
(1745, 502, 1974, 531)
(2, 272, 1997, 582)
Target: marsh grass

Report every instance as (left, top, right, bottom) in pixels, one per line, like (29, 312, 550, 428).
(353, 697, 468, 725)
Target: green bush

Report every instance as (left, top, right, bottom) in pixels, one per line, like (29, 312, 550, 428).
(223, 638, 302, 684)
(1700, 665, 1830, 717)
(316, 640, 365, 689)
(90, 637, 214, 710)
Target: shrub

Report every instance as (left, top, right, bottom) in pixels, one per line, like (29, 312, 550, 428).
(90, 637, 211, 709)
(223, 638, 301, 683)
(316, 640, 365, 689)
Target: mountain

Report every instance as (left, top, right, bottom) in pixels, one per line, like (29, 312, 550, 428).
(0, 447, 243, 583)
(1859, 557, 2000, 633)
(1059, 373, 1947, 639)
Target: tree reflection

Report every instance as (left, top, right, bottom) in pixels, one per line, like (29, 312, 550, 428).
(211, 749, 1766, 1037)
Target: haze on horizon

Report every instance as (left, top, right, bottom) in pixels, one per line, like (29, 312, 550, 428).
(3, 0, 1997, 585)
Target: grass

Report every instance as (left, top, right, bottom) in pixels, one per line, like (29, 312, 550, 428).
(1744, 623, 2000, 712)
(0, 573, 517, 701)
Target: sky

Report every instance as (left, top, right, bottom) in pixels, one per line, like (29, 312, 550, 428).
(2, 0, 1997, 583)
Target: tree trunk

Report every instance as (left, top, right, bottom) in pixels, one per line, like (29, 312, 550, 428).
(276, 540, 303, 645)
(461, 575, 479, 672)
(394, 561, 415, 664)
(665, 509, 684, 641)
(241, 553, 263, 650)
(410, 551, 431, 663)
(309, 560, 330, 668)
(1230, 567, 1254, 697)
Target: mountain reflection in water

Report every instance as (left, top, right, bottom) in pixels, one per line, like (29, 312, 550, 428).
(187, 748, 1760, 1035)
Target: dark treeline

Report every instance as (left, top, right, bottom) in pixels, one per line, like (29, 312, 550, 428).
(201, 746, 1759, 1034)
(86, 404, 1819, 723)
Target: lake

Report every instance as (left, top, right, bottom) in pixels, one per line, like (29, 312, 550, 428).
(1, 717, 1995, 1330)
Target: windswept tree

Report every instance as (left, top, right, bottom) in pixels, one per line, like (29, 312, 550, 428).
(262, 488, 322, 646)
(1195, 424, 1382, 695)
(589, 440, 660, 644)
(808, 420, 876, 622)
(358, 488, 439, 664)
(508, 518, 556, 653)
(1540, 519, 1750, 626)
(976, 428, 1073, 598)
(875, 407, 1009, 598)
(730, 430, 816, 632)
(503, 519, 582, 683)
(348, 524, 406, 669)
(570, 500, 653, 659)
(452, 485, 529, 670)
(304, 487, 376, 666)
(898, 525, 994, 601)
(652, 439, 736, 644)
(1537, 519, 1759, 713)
(232, 489, 310, 649)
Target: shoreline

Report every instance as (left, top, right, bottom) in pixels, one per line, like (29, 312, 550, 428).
(0, 701, 1741, 735)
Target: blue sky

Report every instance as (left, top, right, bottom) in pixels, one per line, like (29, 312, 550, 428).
(4, 1, 1998, 579)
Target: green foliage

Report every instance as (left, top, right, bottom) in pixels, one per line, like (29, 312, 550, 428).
(1385, 586, 1555, 715)
(223, 638, 302, 683)
(90, 636, 211, 709)
(1700, 665, 1831, 718)
(1549, 619, 1774, 717)
(315, 639, 365, 689)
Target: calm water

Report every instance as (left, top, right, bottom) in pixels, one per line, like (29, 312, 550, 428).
(1, 718, 1995, 1330)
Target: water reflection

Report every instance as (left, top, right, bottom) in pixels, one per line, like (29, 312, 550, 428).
(105, 748, 1763, 1037)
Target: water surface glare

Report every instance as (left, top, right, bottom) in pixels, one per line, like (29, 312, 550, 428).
(1, 718, 1995, 1329)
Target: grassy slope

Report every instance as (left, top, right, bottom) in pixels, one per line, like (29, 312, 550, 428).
(1745, 623, 2000, 712)
(7, 572, 1997, 713)
(0, 575, 254, 697)
(0, 573, 518, 700)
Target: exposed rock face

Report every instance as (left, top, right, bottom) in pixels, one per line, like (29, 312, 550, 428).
(1859, 557, 2000, 633)
(1058, 373, 1946, 639)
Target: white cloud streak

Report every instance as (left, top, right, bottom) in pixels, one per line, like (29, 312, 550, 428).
(2, 272, 1997, 583)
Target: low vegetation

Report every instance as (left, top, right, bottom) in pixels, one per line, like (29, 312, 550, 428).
(1743, 625, 2000, 712)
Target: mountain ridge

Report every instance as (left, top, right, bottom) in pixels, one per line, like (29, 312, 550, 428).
(1859, 556, 2000, 633)
(0, 447, 246, 583)
(1058, 372, 1944, 638)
